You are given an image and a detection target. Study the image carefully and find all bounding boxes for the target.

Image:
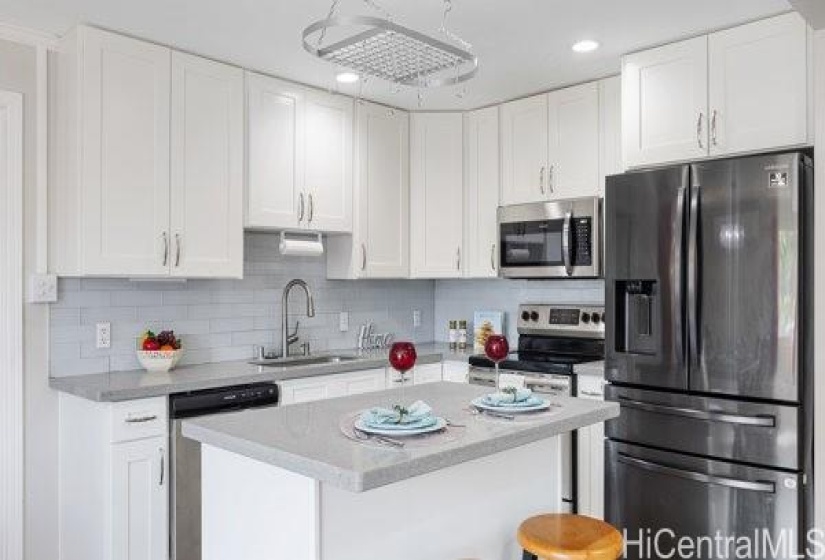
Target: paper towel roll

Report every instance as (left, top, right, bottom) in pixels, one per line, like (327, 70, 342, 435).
(279, 235, 324, 257)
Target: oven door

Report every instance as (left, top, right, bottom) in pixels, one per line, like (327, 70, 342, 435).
(498, 198, 600, 279)
(606, 440, 803, 560)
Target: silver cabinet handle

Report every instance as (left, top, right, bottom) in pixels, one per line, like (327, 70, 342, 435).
(161, 233, 169, 266)
(456, 247, 461, 271)
(561, 211, 572, 276)
(617, 452, 775, 493)
(308, 193, 314, 223)
(617, 396, 775, 427)
(490, 244, 496, 271)
(539, 166, 546, 194)
(159, 447, 165, 487)
(298, 193, 305, 222)
(174, 233, 181, 267)
(697, 112, 705, 149)
(710, 109, 718, 146)
(548, 165, 555, 193)
(125, 415, 158, 424)
(361, 243, 367, 271)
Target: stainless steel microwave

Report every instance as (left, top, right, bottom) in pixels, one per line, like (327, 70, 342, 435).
(497, 197, 602, 279)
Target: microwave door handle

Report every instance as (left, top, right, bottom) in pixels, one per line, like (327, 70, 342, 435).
(562, 211, 573, 276)
(617, 452, 775, 493)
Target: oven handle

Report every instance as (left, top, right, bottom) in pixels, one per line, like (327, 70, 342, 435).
(617, 396, 776, 427)
(617, 452, 775, 493)
(562, 211, 573, 276)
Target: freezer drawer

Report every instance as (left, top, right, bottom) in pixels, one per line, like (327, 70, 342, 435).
(606, 385, 799, 470)
(606, 440, 803, 560)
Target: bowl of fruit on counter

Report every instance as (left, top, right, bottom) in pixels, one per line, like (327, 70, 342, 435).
(136, 330, 183, 373)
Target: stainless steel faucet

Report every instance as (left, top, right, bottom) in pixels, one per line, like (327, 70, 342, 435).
(282, 279, 315, 358)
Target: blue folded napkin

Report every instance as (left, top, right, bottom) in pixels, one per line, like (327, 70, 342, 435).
(360, 400, 437, 429)
(483, 388, 534, 406)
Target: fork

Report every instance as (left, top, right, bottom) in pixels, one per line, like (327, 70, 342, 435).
(352, 427, 405, 448)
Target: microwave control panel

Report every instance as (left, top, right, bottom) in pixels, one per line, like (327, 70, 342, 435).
(572, 217, 593, 266)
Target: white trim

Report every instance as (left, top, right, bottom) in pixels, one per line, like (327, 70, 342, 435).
(0, 90, 24, 560)
(0, 21, 57, 48)
(813, 29, 825, 532)
(36, 45, 48, 273)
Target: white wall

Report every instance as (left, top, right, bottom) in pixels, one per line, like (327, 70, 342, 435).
(0, 36, 59, 560)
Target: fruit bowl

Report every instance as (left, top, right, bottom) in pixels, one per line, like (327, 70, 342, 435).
(136, 349, 183, 373)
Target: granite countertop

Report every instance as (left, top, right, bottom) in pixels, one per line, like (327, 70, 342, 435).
(49, 343, 477, 402)
(182, 382, 619, 492)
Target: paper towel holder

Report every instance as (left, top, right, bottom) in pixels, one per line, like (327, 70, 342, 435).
(279, 230, 324, 257)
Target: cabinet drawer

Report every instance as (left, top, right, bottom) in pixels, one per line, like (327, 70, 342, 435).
(110, 397, 168, 443)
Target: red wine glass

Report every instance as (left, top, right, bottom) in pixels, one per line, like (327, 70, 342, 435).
(389, 342, 417, 390)
(484, 335, 510, 380)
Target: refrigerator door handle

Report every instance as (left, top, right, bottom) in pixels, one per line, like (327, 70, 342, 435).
(617, 396, 777, 427)
(687, 185, 700, 370)
(673, 183, 687, 364)
(617, 452, 776, 493)
(562, 211, 573, 276)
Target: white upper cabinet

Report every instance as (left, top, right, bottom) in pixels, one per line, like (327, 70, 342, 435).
(327, 101, 409, 279)
(500, 94, 548, 205)
(464, 107, 500, 278)
(598, 76, 623, 196)
(622, 36, 709, 168)
(708, 12, 809, 156)
(410, 113, 464, 278)
(170, 52, 244, 278)
(623, 13, 810, 168)
(245, 72, 304, 230)
(302, 91, 353, 232)
(52, 26, 245, 278)
(245, 74, 353, 233)
(546, 82, 600, 199)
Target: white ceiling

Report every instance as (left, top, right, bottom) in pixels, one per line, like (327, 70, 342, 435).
(0, 0, 792, 110)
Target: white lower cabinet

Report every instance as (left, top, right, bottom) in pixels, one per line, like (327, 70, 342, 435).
(576, 373, 607, 519)
(279, 368, 387, 405)
(387, 363, 444, 386)
(59, 395, 169, 560)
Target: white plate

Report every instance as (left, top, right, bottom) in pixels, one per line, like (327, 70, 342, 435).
(354, 417, 447, 437)
(470, 396, 552, 414)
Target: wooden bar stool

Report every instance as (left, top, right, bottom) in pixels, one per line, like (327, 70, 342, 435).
(518, 514, 623, 560)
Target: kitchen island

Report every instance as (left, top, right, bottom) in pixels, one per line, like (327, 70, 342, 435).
(183, 382, 619, 560)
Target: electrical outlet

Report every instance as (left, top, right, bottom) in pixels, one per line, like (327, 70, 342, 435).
(28, 273, 58, 303)
(339, 311, 349, 332)
(96, 322, 111, 349)
(413, 309, 422, 328)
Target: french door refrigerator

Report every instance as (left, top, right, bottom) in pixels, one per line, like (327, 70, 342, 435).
(604, 151, 813, 560)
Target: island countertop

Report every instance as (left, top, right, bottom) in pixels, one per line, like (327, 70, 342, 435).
(182, 382, 619, 492)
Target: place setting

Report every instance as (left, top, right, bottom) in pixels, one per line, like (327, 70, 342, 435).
(467, 335, 563, 422)
(339, 342, 467, 449)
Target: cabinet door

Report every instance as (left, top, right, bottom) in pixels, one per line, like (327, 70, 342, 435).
(80, 28, 171, 276)
(547, 82, 599, 199)
(111, 437, 168, 560)
(357, 101, 410, 277)
(246, 72, 304, 229)
(598, 76, 623, 197)
(170, 52, 244, 278)
(622, 36, 709, 168)
(708, 12, 809, 156)
(410, 113, 464, 278)
(279, 376, 339, 405)
(338, 368, 387, 395)
(464, 107, 500, 278)
(412, 363, 443, 385)
(500, 94, 548, 205)
(303, 91, 353, 233)
(577, 375, 606, 520)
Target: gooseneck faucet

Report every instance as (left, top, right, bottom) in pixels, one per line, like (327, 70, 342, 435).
(282, 279, 315, 358)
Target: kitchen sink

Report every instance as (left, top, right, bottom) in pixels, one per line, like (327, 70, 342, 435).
(249, 355, 362, 368)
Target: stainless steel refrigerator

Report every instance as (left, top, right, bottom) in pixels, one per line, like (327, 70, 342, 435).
(604, 151, 813, 559)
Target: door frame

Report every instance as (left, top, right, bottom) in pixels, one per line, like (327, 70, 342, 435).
(0, 89, 24, 559)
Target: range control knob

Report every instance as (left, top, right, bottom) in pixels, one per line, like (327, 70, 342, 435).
(530, 311, 539, 322)
(591, 313, 601, 325)
(521, 311, 530, 321)
(581, 312, 591, 324)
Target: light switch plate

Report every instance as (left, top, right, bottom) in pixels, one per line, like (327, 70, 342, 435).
(96, 322, 111, 349)
(28, 273, 58, 303)
(413, 309, 422, 328)
(339, 311, 349, 332)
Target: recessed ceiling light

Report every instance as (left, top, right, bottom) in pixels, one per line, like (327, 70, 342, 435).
(336, 71, 360, 84)
(572, 40, 600, 53)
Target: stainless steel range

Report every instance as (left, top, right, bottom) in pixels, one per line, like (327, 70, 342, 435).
(468, 303, 605, 513)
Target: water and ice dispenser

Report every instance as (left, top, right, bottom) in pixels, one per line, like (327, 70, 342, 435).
(614, 280, 658, 356)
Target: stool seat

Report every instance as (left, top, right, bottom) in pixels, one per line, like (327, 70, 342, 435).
(517, 514, 623, 560)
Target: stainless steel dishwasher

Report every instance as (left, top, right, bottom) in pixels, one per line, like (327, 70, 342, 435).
(170, 382, 279, 560)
